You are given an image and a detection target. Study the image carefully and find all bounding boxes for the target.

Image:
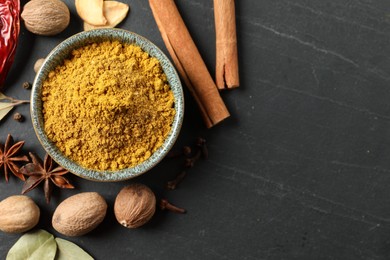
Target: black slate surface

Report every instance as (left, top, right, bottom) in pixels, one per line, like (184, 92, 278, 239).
(1, 0, 390, 259)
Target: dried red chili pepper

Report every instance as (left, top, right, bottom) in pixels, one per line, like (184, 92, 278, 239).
(0, 0, 20, 88)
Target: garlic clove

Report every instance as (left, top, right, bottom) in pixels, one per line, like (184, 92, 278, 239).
(83, 22, 98, 31)
(34, 58, 46, 73)
(83, 1, 129, 31)
(103, 1, 129, 26)
(75, 0, 107, 26)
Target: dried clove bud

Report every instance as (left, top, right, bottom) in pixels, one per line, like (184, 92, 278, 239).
(13, 112, 23, 122)
(196, 137, 208, 159)
(183, 146, 192, 157)
(184, 149, 201, 168)
(166, 170, 187, 190)
(159, 199, 186, 214)
(167, 145, 192, 158)
(196, 137, 206, 147)
(22, 82, 31, 89)
(165, 137, 208, 190)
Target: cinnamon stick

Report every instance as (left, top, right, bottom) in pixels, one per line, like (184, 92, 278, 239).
(214, 0, 239, 89)
(149, 0, 229, 128)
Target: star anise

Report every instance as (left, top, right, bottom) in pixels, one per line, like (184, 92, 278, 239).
(20, 152, 74, 203)
(0, 134, 29, 182)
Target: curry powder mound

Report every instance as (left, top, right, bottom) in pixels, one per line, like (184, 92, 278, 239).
(42, 41, 176, 171)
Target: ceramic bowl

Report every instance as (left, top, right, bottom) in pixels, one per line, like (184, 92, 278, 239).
(31, 29, 184, 182)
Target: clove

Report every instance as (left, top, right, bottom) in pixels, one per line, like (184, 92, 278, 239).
(159, 199, 186, 214)
(22, 81, 31, 89)
(13, 112, 23, 122)
(165, 137, 208, 190)
(166, 170, 187, 190)
(196, 137, 208, 159)
(184, 149, 201, 168)
(166, 145, 192, 158)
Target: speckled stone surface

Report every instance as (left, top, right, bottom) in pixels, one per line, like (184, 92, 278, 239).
(3, 0, 390, 259)
(31, 29, 184, 181)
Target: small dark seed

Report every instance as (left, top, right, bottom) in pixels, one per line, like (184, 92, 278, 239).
(196, 137, 206, 147)
(22, 82, 31, 89)
(166, 170, 187, 190)
(13, 113, 24, 122)
(183, 146, 192, 156)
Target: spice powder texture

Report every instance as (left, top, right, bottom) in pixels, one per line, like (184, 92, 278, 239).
(42, 41, 175, 171)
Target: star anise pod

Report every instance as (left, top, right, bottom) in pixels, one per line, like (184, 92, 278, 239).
(20, 152, 74, 203)
(0, 134, 29, 182)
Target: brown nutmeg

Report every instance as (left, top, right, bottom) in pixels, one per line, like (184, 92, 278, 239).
(52, 192, 107, 236)
(21, 0, 70, 36)
(114, 183, 156, 228)
(0, 195, 40, 233)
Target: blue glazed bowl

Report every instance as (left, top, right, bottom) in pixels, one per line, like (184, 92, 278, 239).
(31, 29, 184, 182)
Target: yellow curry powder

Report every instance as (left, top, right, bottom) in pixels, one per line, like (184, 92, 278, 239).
(42, 41, 175, 171)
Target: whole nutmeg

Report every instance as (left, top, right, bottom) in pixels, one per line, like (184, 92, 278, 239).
(52, 192, 107, 236)
(21, 0, 70, 36)
(0, 195, 40, 233)
(114, 184, 156, 228)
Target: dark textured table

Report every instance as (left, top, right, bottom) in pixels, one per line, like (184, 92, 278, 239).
(1, 0, 390, 259)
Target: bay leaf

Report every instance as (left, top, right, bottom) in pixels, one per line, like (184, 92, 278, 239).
(0, 92, 9, 100)
(55, 238, 94, 260)
(0, 102, 14, 121)
(6, 229, 57, 260)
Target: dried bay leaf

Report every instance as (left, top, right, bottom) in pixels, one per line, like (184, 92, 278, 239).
(6, 229, 57, 260)
(55, 238, 94, 260)
(0, 92, 29, 121)
(0, 92, 10, 100)
(0, 92, 30, 121)
(0, 102, 14, 121)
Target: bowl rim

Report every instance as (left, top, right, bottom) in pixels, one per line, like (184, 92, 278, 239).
(31, 28, 184, 182)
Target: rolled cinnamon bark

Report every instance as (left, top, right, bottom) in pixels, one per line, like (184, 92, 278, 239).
(214, 0, 239, 89)
(149, 0, 230, 128)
